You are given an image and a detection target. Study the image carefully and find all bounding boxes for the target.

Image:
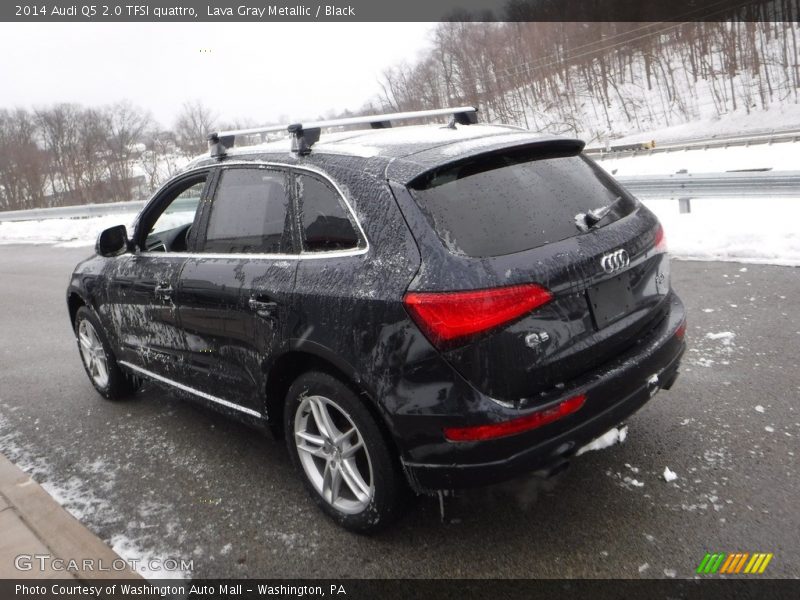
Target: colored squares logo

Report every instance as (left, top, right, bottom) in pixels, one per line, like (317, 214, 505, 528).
(697, 552, 773, 574)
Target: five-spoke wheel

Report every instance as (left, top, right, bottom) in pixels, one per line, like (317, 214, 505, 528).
(285, 371, 409, 532)
(78, 319, 110, 389)
(74, 306, 139, 400)
(294, 394, 374, 514)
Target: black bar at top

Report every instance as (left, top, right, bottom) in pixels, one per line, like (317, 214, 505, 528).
(2, 0, 797, 23)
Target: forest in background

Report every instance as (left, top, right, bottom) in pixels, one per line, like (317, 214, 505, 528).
(373, 17, 800, 139)
(0, 100, 223, 211)
(2, 6, 799, 211)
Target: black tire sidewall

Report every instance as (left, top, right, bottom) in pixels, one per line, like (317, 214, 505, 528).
(74, 306, 136, 401)
(284, 370, 406, 533)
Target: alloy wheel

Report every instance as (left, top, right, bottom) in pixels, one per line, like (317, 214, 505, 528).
(294, 394, 374, 514)
(77, 319, 109, 389)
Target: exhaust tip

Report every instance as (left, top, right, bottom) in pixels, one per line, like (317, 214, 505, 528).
(534, 458, 570, 480)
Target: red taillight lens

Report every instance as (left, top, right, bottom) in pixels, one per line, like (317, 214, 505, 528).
(675, 319, 687, 340)
(403, 283, 553, 347)
(654, 225, 667, 253)
(444, 394, 587, 442)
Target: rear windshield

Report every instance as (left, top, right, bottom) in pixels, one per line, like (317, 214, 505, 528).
(408, 149, 635, 257)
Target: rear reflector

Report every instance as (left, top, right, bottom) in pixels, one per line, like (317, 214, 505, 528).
(404, 283, 553, 347)
(654, 224, 667, 253)
(443, 394, 587, 442)
(675, 319, 687, 340)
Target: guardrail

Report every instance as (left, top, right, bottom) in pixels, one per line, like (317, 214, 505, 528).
(616, 171, 800, 199)
(586, 128, 800, 157)
(0, 197, 199, 223)
(0, 201, 147, 223)
(0, 173, 798, 223)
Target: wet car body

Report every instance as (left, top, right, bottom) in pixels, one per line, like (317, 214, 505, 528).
(67, 123, 686, 498)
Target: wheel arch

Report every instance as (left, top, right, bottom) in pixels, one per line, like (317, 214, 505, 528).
(264, 346, 398, 456)
(67, 290, 88, 329)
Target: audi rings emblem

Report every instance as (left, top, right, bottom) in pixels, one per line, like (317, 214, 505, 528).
(600, 249, 630, 274)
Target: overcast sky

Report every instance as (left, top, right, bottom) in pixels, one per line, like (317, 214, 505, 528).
(0, 23, 434, 127)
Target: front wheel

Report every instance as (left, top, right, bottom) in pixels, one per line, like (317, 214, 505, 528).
(74, 306, 139, 401)
(285, 371, 408, 533)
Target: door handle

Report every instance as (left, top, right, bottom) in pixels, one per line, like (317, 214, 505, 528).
(154, 283, 173, 301)
(248, 297, 279, 317)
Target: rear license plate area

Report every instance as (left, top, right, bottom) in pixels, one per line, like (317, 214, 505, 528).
(587, 273, 635, 329)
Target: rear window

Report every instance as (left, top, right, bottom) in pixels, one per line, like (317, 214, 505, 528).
(408, 150, 635, 257)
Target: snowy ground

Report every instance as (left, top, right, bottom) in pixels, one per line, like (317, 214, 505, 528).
(597, 141, 800, 176)
(1, 197, 796, 267)
(0, 413, 191, 580)
(642, 197, 800, 267)
(1, 142, 798, 267)
(609, 102, 800, 146)
(594, 140, 800, 267)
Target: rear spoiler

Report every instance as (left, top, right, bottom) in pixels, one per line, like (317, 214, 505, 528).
(405, 138, 586, 190)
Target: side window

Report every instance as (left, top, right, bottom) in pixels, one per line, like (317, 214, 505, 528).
(202, 168, 292, 254)
(296, 174, 360, 252)
(143, 176, 206, 252)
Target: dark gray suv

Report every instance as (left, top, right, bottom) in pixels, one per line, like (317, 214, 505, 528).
(67, 107, 686, 532)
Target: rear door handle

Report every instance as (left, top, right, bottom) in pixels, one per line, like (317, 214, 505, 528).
(154, 283, 173, 300)
(248, 297, 279, 316)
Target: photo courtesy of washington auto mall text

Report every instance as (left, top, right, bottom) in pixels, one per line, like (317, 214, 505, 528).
(1, 0, 799, 599)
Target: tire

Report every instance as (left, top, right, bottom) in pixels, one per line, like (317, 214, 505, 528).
(74, 306, 140, 401)
(284, 370, 408, 533)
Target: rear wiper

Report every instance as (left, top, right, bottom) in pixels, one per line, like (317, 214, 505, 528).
(575, 196, 624, 232)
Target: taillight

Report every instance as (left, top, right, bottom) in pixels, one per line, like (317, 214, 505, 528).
(654, 225, 667, 253)
(444, 394, 587, 442)
(675, 319, 687, 340)
(403, 283, 553, 347)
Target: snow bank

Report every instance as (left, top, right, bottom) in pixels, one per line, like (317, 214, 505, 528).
(576, 425, 628, 456)
(609, 103, 800, 146)
(2, 140, 800, 267)
(0, 210, 194, 248)
(2, 196, 798, 266)
(0, 213, 139, 248)
(599, 143, 800, 176)
(595, 140, 800, 266)
(643, 197, 800, 267)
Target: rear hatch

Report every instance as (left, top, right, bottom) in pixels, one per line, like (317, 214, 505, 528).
(399, 143, 671, 406)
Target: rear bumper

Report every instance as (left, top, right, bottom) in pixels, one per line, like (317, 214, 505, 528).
(401, 293, 686, 492)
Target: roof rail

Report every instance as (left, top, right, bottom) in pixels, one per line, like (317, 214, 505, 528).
(206, 106, 478, 158)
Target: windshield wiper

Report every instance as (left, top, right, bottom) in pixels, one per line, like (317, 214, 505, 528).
(575, 196, 624, 232)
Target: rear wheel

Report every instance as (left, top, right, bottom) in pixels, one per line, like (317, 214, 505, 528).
(284, 371, 408, 533)
(74, 306, 139, 401)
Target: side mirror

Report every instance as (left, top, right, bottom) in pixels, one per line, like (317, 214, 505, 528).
(96, 225, 130, 257)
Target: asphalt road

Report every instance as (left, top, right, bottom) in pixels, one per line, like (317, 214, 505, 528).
(0, 244, 798, 579)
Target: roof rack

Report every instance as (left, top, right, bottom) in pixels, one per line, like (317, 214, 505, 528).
(206, 106, 478, 157)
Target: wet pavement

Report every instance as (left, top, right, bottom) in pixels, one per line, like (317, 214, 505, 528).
(0, 245, 797, 578)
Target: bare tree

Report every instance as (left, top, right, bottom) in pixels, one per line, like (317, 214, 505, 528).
(0, 109, 47, 210)
(378, 16, 800, 139)
(174, 100, 217, 157)
(105, 101, 152, 202)
(138, 127, 181, 191)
